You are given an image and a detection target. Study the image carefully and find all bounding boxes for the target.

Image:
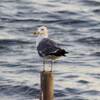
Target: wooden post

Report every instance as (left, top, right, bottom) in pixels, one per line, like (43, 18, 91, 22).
(40, 71, 54, 100)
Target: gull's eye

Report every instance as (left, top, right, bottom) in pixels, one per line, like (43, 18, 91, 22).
(41, 28, 44, 31)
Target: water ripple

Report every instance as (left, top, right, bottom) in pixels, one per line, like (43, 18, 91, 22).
(0, 0, 100, 100)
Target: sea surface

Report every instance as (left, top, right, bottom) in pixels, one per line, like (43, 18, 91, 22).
(0, 0, 100, 100)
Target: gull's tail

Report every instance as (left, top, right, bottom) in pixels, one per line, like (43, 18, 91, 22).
(58, 49, 68, 56)
(49, 48, 68, 57)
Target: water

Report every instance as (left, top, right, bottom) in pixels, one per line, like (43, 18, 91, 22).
(0, 0, 100, 100)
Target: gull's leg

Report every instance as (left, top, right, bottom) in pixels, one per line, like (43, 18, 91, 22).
(50, 60, 53, 72)
(43, 59, 45, 71)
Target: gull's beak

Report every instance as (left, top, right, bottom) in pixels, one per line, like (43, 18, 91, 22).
(32, 31, 39, 36)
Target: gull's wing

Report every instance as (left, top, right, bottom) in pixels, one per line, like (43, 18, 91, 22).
(37, 38, 67, 57)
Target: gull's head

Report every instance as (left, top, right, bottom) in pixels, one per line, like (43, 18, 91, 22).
(33, 26, 48, 37)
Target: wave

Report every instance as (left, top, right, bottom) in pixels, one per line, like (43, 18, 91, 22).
(81, 90, 100, 95)
(57, 10, 77, 15)
(0, 33, 15, 40)
(93, 9, 100, 14)
(0, 17, 41, 23)
(90, 52, 100, 56)
(81, 0, 100, 6)
(0, 39, 32, 45)
(0, 85, 39, 97)
(76, 37, 100, 46)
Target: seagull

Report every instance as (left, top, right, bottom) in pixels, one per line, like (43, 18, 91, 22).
(33, 26, 68, 71)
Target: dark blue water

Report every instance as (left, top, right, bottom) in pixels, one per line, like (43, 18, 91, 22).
(0, 0, 100, 100)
